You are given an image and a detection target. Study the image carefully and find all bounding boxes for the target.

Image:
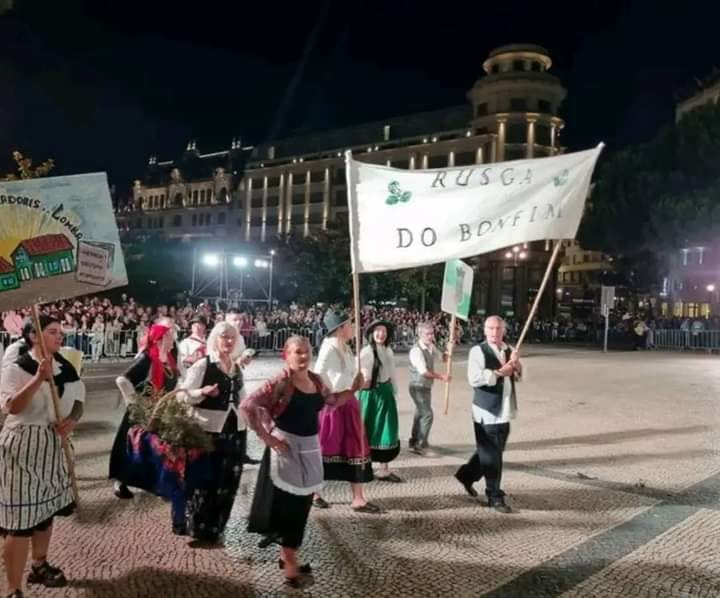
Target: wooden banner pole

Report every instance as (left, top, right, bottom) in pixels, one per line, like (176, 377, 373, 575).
(442, 314, 457, 415)
(351, 271, 369, 460)
(515, 240, 564, 353)
(30, 305, 80, 505)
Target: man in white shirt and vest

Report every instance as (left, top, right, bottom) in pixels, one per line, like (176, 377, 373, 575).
(454, 315, 521, 513)
(178, 315, 208, 377)
(407, 321, 450, 456)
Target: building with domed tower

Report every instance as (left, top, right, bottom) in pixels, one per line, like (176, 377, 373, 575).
(119, 43, 572, 318)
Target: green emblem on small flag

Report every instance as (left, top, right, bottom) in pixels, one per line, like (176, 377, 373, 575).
(386, 181, 412, 205)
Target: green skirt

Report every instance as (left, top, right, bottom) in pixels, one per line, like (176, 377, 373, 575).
(359, 381, 400, 463)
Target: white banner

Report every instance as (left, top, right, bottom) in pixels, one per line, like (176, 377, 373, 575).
(346, 145, 603, 273)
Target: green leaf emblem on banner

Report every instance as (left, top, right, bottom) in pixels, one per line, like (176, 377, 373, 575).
(386, 181, 412, 205)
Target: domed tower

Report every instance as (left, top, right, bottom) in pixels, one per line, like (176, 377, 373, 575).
(468, 44, 567, 162)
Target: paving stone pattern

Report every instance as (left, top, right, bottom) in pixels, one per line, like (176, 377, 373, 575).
(3, 347, 718, 597)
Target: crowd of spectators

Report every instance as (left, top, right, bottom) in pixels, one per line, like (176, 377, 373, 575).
(2, 293, 719, 360)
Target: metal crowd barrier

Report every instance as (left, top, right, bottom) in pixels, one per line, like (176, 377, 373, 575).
(52, 326, 417, 362)
(653, 329, 720, 353)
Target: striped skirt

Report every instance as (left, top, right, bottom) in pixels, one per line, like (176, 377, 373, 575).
(0, 425, 74, 533)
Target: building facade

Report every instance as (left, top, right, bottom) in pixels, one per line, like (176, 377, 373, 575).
(119, 43, 569, 318)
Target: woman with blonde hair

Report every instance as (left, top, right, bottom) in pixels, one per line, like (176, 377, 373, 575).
(180, 321, 247, 544)
(242, 335, 355, 588)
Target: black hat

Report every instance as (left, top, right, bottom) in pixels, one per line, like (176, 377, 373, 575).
(365, 319, 394, 346)
(190, 315, 207, 327)
(323, 309, 350, 336)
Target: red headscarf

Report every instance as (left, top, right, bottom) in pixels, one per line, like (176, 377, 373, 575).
(146, 324, 177, 392)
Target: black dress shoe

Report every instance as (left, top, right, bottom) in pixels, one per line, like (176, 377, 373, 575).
(312, 496, 330, 509)
(243, 455, 261, 465)
(114, 483, 134, 500)
(454, 472, 478, 498)
(488, 498, 512, 514)
(258, 534, 280, 548)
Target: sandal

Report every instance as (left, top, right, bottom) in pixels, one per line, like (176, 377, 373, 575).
(27, 561, 67, 587)
(278, 559, 312, 574)
(376, 472, 404, 483)
(351, 502, 383, 514)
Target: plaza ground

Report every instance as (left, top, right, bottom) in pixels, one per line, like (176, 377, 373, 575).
(4, 346, 719, 597)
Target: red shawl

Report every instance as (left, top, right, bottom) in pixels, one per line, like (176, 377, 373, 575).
(146, 324, 177, 392)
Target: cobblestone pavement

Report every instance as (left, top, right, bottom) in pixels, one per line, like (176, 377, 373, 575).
(3, 347, 719, 597)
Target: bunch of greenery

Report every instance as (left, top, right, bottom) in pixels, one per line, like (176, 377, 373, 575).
(128, 385, 213, 453)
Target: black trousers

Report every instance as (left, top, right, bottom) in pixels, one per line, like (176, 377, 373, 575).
(456, 421, 510, 500)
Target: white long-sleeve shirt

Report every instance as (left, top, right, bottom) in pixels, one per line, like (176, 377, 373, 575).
(360, 343, 398, 396)
(180, 355, 246, 433)
(313, 337, 355, 393)
(408, 341, 442, 376)
(467, 342, 519, 425)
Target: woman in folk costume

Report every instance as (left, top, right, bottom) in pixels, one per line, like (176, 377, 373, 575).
(0, 315, 85, 597)
(242, 335, 357, 588)
(313, 310, 381, 513)
(179, 321, 247, 544)
(111, 322, 179, 500)
(358, 320, 402, 483)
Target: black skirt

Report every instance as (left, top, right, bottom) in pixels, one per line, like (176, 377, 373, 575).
(248, 448, 313, 550)
(108, 410, 157, 493)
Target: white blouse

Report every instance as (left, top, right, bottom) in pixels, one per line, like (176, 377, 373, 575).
(0, 356, 86, 429)
(360, 344, 398, 396)
(313, 337, 356, 393)
(180, 354, 246, 433)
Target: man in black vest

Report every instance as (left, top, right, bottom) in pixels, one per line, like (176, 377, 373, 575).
(454, 315, 521, 513)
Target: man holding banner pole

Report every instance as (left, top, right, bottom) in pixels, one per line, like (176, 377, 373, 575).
(454, 315, 520, 513)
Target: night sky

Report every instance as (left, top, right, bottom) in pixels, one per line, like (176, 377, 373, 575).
(0, 0, 718, 194)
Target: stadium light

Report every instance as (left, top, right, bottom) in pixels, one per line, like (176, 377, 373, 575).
(233, 256, 248, 268)
(707, 284, 716, 292)
(254, 259, 269, 269)
(202, 253, 220, 267)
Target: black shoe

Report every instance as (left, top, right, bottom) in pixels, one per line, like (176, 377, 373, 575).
(172, 523, 188, 536)
(6, 591, 23, 598)
(284, 576, 302, 589)
(114, 483, 134, 499)
(279, 559, 312, 574)
(312, 496, 330, 509)
(454, 472, 478, 498)
(27, 561, 67, 588)
(258, 533, 280, 548)
(243, 455, 261, 465)
(488, 497, 512, 514)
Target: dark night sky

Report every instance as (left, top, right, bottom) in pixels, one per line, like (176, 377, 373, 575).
(0, 0, 718, 194)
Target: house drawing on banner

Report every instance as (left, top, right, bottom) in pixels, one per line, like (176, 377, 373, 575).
(0, 257, 20, 291)
(10, 234, 76, 282)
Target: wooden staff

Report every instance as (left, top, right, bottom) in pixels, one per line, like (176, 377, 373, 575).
(351, 271, 368, 459)
(442, 314, 457, 415)
(30, 305, 80, 505)
(514, 239, 564, 353)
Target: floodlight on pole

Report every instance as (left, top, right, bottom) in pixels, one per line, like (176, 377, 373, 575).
(707, 284, 716, 292)
(233, 256, 248, 268)
(254, 259, 269, 268)
(202, 253, 220, 267)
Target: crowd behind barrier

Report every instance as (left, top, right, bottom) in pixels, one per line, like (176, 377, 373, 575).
(2, 294, 719, 361)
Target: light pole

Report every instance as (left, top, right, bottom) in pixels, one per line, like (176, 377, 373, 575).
(707, 283, 716, 316)
(504, 245, 528, 316)
(269, 249, 275, 308)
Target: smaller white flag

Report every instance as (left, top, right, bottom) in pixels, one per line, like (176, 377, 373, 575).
(346, 145, 603, 273)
